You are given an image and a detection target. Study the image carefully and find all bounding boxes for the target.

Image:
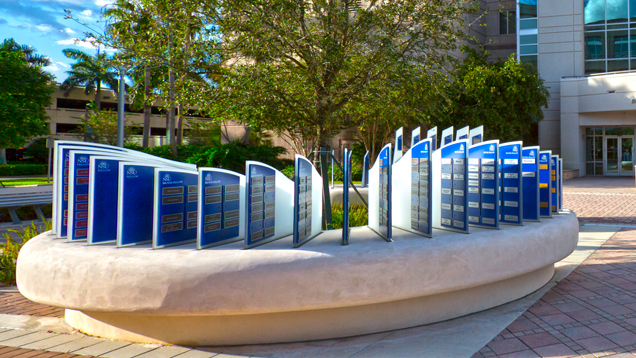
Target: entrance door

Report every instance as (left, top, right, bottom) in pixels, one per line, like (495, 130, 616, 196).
(604, 136, 634, 176)
(621, 137, 634, 176)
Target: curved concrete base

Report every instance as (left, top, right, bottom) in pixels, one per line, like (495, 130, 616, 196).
(18, 211, 578, 345)
(66, 265, 554, 346)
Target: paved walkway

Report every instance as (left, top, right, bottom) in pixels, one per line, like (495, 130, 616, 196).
(565, 177, 636, 226)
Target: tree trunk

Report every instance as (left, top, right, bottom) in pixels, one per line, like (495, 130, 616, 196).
(142, 64, 151, 148)
(242, 127, 251, 145)
(0, 148, 6, 165)
(177, 104, 184, 145)
(94, 83, 102, 110)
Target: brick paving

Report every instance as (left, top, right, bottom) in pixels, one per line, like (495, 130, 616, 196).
(0, 293, 63, 318)
(475, 228, 636, 357)
(0, 345, 97, 357)
(565, 193, 636, 226)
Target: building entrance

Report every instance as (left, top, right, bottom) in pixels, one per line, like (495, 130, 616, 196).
(604, 136, 634, 176)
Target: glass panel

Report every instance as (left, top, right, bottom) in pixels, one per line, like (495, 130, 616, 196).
(585, 33, 606, 59)
(608, 0, 629, 23)
(585, 0, 605, 25)
(508, 11, 516, 34)
(608, 59, 629, 70)
(520, 35, 538, 44)
(631, 0, 636, 21)
(585, 60, 606, 74)
(520, 0, 537, 18)
(595, 136, 603, 160)
(621, 137, 634, 175)
(596, 163, 604, 175)
(586, 25, 606, 31)
(607, 138, 619, 174)
(608, 30, 629, 57)
(587, 163, 595, 175)
(500, 12, 508, 34)
(520, 45, 538, 55)
(631, 59, 636, 69)
(606, 127, 635, 135)
(520, 55, 538, 68)
(586, 136, 595, 161)
(520, 19, 538, 29)
(609, 23, 629, 29)
(586, 128, 595, 135)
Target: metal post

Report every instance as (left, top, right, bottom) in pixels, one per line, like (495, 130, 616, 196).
(331, 150, 334, 189)
(117, 67, 127, 148)
(320, 147, 333, 230)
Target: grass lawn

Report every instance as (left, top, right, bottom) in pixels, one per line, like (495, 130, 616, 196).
(332, 181, 363, 185)
(0, 178, 52, 187)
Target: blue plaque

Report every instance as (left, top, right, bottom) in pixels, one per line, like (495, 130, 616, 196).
(427, 127, 438, 151)
(457, 126, 469, 140)
(467, 140, 499, 229)
(55, 144, 126, 238)
(153, 169, 198, 249)
(499, 142, 523, 225)
(410, 138, 433, 236)
(118, 163, 157, 246)
(438, 139, 468, 233)
(88, 157, 124, 244)
(293, 155, 322, 247)
(469, 126, 484, 145)
(557, 158, 563, 211)
(551, 155, 559, 214)
(411, 127, 421, 147)
(197, 168, 245, 249)
(67, 152, 92, 241)
(342, 149, 352, 245)
(441, 127, 454, 147)
(245, 162, 294, 248)
(521, 147, 540, 222)
(361, 151, 369, 188)
(539, 151, 552, 218)
(367, 144, 393, 241)
(394, 127, 404, 164)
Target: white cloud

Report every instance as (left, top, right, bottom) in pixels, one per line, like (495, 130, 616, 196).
(35, 24, 51, 32)
(56, 62, 69, 68)
(46, 64, 60, 71)
(82, 9, 92, 16)
(57, 38, 97, 49)
(94, 0, 114, 6)
(63, 27, 76, 34)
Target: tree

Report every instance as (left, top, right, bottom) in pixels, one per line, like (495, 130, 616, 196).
(0, 50, 55, 164)
(421, 48, 550, 142)
(0, 38, 51, 67)
(59, 49, 119, 110)
(205, 0, 477, 149)
(77, 105, 138, 146)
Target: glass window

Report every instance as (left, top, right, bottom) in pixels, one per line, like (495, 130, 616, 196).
(608, 30, 629, 57)
(608, 59, 629, 70)
(595, 136, 603, 160)
(585, 60, 606, 74)
(631, 0, 636, 21)
(499, 11, 516, 35)
(595, 163, 604, 175)
(606, 127, 635, 135)
(585, 0, 605, 25)
(520, 35, 537, 45)
(586, 137, 594, 161)
(520, 0, 537, 18)
(585, 34, 605, 59)
(520, 45, 538, 55)
(520, 19, 538, 30)
(587, 163, 595, 175)
(520, 55, 538, 68)
(631, 59, 636, 69)
(607, 0, 628, 23)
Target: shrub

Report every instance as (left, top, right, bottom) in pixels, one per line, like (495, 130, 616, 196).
(187, 141, 288, 174)
(327, 164, 363, 182)
(331, 204, 368, 230)
(0, 220, 51, 285)
(0, 164, 47, 176)
(281, 165, 294, 179)
(24, 139, 48, 163)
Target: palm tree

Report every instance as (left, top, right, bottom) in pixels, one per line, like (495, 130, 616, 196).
(0, 38, 51, 67)
(60, 49, 119, 109)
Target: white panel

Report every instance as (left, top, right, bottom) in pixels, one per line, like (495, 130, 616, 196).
(391, 145, 411, 230)
(394, 127, 404, 164)
(274, 170, 295, 238)
(469, 126, 484, 145)
(441, 127, 454, 147)
(431, 148, 442, 228)
(311, 164, 323, 239)
(368, 158, 380, 232)
(411, 127, 421, 147)
(456, 126, 470, 140)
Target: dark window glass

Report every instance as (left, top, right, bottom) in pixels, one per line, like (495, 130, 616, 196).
(520, 19, 538, 29)
(520, 35, 537, 45)
(585, 60, 606, 74)
(151, 127, 167, 136)
(585, 0, 605, 25)
(585, 34, 605, 59)
(499, 12, 508, 34)
(508, 11, 516, 33)
(519, 0, 537, 18)
(55, 123, 81, 133)
(56, 98, 91, 110)
(606, 127, 635, 135)
(520, 55, 538, 68)
(608, 30, 629, 57)
(608, 59, 629, 70)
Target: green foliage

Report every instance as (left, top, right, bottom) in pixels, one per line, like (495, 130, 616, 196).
(0, 164, 47, 176)
(0, 178, 52, 186)
(60, 49, 119, 107)
(1, 39, 51, 67)
(422, 48, 550, 143)
(24, 139, 49, 163)
(185, 119, 222, 146)
(0, 220, 51, 285)
(0, 49, 54, 149)
(281, 165, 294, 180)
(331, 205, 368, 230)
(187, 142, 288, 174)
(328, 164, 363, 182)
(77, 107, 138, 146)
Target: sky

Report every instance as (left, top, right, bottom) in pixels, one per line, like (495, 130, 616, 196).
(0, 0, 115, 83)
